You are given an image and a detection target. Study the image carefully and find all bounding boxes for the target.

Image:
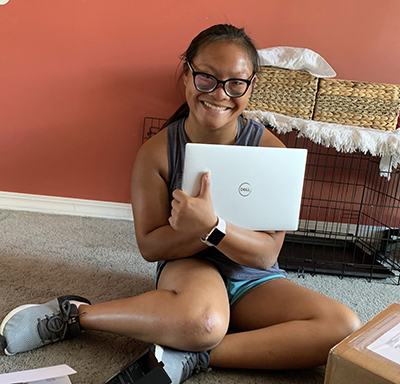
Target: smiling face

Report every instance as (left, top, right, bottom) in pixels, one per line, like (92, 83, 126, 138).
(183, 40, 255, 143)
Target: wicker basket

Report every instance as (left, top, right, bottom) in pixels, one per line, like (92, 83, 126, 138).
(247, 67, 319, 120)
(313, 79, 400, 130)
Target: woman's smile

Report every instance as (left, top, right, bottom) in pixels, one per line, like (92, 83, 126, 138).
(201, 100, 231, 112)
(183, 40, 254, 140)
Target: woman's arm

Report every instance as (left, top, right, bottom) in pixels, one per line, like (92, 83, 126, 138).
(132, 126, 287, 269)
(215, 225, 285, 270)
(131, 131, 208, 262)
(170, 170, 285, 270)
(167, 127, 287, 270)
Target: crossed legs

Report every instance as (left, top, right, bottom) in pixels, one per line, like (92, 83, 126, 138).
(78, 258, 230, 351)
(77, 258, 361, 369)
(210, 278, 361, 369)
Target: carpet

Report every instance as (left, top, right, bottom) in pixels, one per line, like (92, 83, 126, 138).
(0, 209, 398, 383)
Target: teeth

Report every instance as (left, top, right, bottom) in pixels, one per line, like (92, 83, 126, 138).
(203, 101, 227, 111)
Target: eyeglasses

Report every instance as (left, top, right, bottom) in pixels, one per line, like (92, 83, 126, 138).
(186, 61, 255, 98)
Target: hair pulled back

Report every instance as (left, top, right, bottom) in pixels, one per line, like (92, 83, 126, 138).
(162, 24, 259, 128)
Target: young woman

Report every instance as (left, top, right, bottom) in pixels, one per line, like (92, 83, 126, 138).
(0, 24, 361, 384)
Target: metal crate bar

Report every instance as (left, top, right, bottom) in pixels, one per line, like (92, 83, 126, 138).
(277, 130, 400, 284)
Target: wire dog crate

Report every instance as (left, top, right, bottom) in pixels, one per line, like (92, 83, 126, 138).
(142, 117, 400, 284)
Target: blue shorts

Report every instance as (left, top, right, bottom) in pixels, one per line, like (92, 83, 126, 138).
(222, 274, 286, 307)
(155, 262, 286, 308)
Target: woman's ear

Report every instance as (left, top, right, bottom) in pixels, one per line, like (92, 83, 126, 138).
(250, 75, 257, 93)
(183, 70, 189, 87)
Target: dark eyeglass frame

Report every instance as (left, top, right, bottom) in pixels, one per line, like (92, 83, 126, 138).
(186, 61, 256, 98)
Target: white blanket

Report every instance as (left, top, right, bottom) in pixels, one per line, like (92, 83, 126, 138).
(243, 110, 400, 179)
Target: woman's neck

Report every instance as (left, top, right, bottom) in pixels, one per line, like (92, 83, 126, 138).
(184, 116, 240, 145)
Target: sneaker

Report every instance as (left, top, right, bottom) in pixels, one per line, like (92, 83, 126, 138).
(0, 295, 91, 356)
(151, 344, 210, 384)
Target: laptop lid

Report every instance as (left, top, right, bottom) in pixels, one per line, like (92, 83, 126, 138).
(182, 143, 307, 231)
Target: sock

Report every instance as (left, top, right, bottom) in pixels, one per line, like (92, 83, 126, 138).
(69, 300, 89, 310)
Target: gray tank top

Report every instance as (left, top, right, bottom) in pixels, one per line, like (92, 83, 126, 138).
(159, 117, 287, 280)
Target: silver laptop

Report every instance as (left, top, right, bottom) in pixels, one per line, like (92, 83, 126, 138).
(182, 143, 307, 231)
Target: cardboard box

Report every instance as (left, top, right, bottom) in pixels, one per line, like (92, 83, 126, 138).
(324, 303, 400, 384)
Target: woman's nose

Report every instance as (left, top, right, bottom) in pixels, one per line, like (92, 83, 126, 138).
(210, 84, 230, 99)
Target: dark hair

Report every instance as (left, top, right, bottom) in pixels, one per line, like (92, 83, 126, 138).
(162, 24, 259, 129)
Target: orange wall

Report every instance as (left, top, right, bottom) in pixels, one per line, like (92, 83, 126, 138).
(1, 0, 399, 203)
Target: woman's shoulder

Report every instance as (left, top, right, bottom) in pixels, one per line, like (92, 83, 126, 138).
(139, 127, 168, 154)
(137, 116, 185, 161)
(242, 118, 286, 148)
(260, 127, 286, 148)
(246, 119, 285, 149)
(134, 128, 169, 176)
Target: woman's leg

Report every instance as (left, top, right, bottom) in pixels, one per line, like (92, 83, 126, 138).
(209, 278, 361, 369)
(78, 258, 230, 352)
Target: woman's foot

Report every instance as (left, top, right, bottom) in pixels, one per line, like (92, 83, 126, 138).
(151, 344, 210, 384)
(0, 295, 90, 355)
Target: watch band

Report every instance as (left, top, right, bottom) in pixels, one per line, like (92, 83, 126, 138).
(201, 217, 226, 247)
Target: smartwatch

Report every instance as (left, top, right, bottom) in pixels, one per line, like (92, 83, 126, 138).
(201, 217, 226, 247)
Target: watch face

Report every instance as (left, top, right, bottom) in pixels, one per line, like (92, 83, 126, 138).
(207, 228, 225, 246)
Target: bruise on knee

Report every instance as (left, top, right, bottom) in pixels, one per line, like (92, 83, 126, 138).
(204, 315, 215, 334)
(184, 309, 228, 351)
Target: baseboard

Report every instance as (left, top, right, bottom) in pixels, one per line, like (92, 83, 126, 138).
(0, 191, 133, 221)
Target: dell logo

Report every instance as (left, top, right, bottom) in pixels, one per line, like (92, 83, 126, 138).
(238, 182, 252, 197)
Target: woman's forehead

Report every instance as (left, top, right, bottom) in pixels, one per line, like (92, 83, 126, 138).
(193, 41, 253, 76)
(196, 40, 251, 60)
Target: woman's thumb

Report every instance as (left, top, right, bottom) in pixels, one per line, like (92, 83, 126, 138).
(198, 170, 211, 198)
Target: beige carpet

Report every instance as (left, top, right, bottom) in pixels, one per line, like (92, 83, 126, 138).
(0, 209, 399, 383)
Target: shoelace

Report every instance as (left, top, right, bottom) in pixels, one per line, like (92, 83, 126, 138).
(180, 352, 200, 382)
(179, 351, 211, 382)
(37, 301, 72, 343)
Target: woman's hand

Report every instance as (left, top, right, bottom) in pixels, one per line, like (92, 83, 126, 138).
(169, 171, 218, 237)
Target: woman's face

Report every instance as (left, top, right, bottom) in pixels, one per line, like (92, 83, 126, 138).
(183, 41, 254, 135)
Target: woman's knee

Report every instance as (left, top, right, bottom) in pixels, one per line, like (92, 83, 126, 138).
(339, 306, 362, 337)
(320, 303, 362, 342)
(179, 306, 229, 351)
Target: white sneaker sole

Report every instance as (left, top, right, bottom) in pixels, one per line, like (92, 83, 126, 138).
(0, 304, 39, 356)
